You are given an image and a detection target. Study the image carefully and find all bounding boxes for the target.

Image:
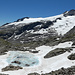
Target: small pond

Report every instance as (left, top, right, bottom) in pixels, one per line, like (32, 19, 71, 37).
(7, 51, 39, 67)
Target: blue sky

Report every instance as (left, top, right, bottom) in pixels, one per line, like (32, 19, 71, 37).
(0, 0, 75, 25)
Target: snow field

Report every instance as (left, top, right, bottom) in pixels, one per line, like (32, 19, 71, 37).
(0, 41, 75, 75)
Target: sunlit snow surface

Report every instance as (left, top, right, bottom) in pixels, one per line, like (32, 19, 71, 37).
(5, 14, 75, 35)
(0, 42, 75, 75)
(7, 51, 39, 67)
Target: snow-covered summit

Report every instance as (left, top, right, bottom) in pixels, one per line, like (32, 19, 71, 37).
(4, 14, 63, 26)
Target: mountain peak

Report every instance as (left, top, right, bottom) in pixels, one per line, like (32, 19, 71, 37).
(16, 17, 30, 22)
(63, 9, 75, 17)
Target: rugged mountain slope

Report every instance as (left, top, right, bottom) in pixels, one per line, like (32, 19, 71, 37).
(0, 9, 75, 48)
(0, 9, 75, 75)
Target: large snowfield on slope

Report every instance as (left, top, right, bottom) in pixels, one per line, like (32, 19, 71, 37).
(30, 16, 75, 35)
(7, 14, 63, 26)
(50, 16, 75, 35)
(5, 14, 75, 35)
(0, 41, 75, 75)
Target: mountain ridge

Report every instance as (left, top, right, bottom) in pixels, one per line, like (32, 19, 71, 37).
(0, 9, 75, 48)
(0, 9, 75, 75)
(2, 9, 75, 26)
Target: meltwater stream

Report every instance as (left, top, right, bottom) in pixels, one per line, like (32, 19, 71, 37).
(7, 51, 39, 67)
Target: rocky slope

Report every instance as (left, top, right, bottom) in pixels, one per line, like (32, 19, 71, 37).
(0, 9, 75, 75)
(0, 10, 75, 45)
